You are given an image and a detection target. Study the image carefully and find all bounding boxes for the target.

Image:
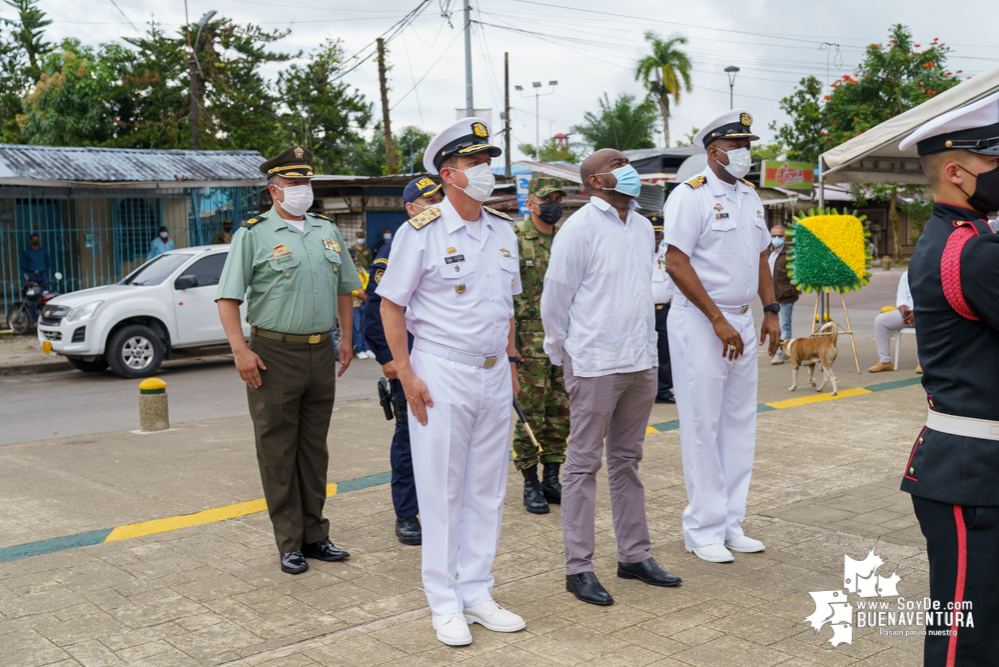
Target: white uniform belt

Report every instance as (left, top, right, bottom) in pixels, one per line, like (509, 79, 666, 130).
(413, 338, 504, 368)
(926, 409, 999, 441)
(672, 294, 750, 314)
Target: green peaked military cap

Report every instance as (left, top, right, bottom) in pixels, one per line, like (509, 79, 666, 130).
(528, 177, 567, 198)
(260, 146, 315, 179)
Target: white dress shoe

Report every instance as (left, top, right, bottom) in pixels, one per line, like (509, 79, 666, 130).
(724, 535, 765, 553)
(432, 612, 472, 646)
(685, 543, 734, 563)
(463, 599, 525, 632)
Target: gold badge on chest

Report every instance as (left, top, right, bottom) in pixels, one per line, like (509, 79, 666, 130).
(455, 284, 466, 294)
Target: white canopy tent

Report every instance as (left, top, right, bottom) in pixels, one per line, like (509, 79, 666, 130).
(817, 63, 999, 204)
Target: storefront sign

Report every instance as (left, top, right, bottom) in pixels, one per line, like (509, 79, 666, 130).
(515, 175, 531, 215)
(762, 160, 815, 190)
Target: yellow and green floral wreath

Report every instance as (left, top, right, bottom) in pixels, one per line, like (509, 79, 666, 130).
(786, 208, 872, 294)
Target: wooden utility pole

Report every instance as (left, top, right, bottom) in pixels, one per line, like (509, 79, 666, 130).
(189, 55, 201, 150)
(504, 52, 511, 178)
(377, 38, 398, 174)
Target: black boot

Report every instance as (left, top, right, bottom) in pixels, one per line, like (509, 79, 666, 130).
(522, 466, 549, 514)
(541, 463, 562, 505)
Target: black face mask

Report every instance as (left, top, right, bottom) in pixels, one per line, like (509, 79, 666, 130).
(958, 163, 999, 215)
(536, 201, 563, 225)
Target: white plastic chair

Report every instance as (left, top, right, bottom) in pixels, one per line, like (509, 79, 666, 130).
(894, 327, 916, 368)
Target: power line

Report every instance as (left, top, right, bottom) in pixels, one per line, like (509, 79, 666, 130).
(107, 0, 139, 33)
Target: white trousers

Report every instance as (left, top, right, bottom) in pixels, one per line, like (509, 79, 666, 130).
(874, 309, 906, 364)
(668, 303, 758, 547)
(409, 348, 513, 615)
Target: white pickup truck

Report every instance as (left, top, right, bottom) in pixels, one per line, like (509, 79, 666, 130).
(36, 245, 249, 378)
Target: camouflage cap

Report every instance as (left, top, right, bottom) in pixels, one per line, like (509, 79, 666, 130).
(528, 177, 567, 198)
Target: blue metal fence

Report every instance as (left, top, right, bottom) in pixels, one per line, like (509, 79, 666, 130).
(0, 185, 261, 318)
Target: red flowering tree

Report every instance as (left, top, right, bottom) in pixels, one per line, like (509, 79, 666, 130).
(774, 24, 962, 260)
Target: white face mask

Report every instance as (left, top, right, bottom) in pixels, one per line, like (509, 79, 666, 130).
(449, 162, 495, 202)
(356, 238, 365, 245)
(159, 231, 168, 239)
(274, 184, 314, 217)
(714, 147, 752, 180)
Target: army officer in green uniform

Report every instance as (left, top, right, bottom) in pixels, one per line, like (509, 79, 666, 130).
(216, 146, 362, 575)
(514, 177, 570, 514)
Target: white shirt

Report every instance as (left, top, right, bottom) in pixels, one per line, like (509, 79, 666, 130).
(897, 270, 913, 310)
(767, 245, 779, 275)
(540, 196, 658, 377)
(376, 198, 521, 356)
(662, 168, 770, 305)
(652, 238, 672, 304)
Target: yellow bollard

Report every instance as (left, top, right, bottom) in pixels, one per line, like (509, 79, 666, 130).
(138, 378, 169, 432)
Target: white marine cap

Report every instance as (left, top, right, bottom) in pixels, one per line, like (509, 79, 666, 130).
(694, 108, 760, 149)
(423, 117, 503, 175)
(899, 91, 999, 156)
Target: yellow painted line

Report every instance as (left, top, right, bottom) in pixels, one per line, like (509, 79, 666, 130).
(645, 426, 659, 435)
(105, 482, 339, 542)
(764, 386, 871, 410)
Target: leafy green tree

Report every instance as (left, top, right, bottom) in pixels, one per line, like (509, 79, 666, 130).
(573, 93, 657, 152)
(518, 137, 582, 163)
(349, 123, 431, 176)
(278, 38, 372, 173)
(773, 24, 962, 260)
(395, 125, 433, 173)
(3, 0, 50, 81)
(751, 142, 784, 161)
(635, 32, 692, 147)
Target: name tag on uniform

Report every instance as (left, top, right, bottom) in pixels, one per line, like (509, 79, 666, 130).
(526, 260, 534, 267)
(715, 212, 730, 220)
(445, 254, 465, 264)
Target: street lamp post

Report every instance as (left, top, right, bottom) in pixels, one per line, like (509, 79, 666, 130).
(724, 65, 740, 110)
(516, 81, 557, 159)
(189, 9, 216, 150)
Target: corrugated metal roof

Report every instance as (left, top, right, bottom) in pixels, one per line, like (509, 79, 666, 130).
(0, 144, 266, 185)
(513, 160, 582, 184)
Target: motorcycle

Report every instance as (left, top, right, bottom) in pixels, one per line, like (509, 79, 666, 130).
(6, 272, 63, 335)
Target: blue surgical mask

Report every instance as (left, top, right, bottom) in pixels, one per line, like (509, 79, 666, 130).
(771, 236, 784, 248)
(596, 164, 642, 198)
(383, 233, 392, 241)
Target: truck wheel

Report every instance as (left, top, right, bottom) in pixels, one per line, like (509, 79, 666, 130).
(67, 356, 109, 373)
(107, 325, 164, 378)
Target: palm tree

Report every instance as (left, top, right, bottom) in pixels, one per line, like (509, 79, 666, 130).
(635, 32, 693, 147)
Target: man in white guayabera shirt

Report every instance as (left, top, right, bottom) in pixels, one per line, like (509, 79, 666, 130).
(541, 148, 682, 607)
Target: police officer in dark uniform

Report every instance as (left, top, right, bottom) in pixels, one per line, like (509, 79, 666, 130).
(897, 91, 999, 665)
(648, 214, 675, 403)
(216, 146, 362, 575)
(363, 177, 444, 545)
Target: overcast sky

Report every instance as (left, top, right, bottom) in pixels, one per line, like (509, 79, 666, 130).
(7, 0, 998, 163)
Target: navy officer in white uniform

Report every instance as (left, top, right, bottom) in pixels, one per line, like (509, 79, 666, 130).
(378, 118, 526, 646)
(662, 109, 781, 563)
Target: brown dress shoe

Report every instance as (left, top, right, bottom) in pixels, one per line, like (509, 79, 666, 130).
(868, 361, 894, 373)
(916, 363, 923, 375)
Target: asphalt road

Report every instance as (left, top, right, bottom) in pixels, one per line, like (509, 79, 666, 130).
(0, 267, 911, 447)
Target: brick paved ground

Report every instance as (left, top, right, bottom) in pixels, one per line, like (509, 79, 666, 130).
(0, 385, 929, 667)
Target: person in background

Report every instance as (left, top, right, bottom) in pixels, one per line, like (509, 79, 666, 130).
(148, 226, 175, 259)
(373, 227, 394, 255)
(349, 248, 374, 359)
(768, 224, 798, 364)
(363, 176, 445, 547)
(353, 233, 372, 271)
(20, 233, 51, 318)
(211, 220, 234, 244)
(650, 215, 675, 403)
(868, 269, 918, 373)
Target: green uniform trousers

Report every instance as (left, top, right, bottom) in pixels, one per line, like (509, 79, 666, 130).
(247, 334, 336, 554)
(512, 355, 570, 471)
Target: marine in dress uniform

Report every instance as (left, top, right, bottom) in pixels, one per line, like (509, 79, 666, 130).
(649, 214, 675, 404)
(377, 118, 527, 646)
(661, 110, 781, 564)
(215, 146, 362, 575)
(513, 177, 570, 515)
(363, 176, 445, 546)
(896, 92, 999, 667)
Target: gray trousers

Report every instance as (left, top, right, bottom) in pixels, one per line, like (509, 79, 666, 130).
(561, 356, 657, 575)
(874, 309, 906, 364)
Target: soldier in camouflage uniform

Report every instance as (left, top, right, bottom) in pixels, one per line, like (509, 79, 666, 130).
(514, 177, 570, 514)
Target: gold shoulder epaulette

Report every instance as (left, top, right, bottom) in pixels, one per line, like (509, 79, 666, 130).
(484, 206, 513, 221)
(685, 175, 707, 189)
(245, 217, 261, 225)
(739, 178, 756, 189)
(309, 212, 331, 220)
(408, 205, 441, 230)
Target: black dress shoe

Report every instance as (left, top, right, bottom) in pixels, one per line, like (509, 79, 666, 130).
(281, 551, 308, 575)
(395, 516, 422, 545)
(617, 557, 681, 587)
(301, 539, 350, 562)
(566, 572, 614, 605)
(523, 478, 550, 514)
(655, 392, 676, 404)
(541, 463, 562, 505)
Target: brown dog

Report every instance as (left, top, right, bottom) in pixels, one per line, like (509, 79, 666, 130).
(778, 322, 839, 396)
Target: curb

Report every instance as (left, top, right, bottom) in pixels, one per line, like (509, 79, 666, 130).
(0, 360, 72, 376)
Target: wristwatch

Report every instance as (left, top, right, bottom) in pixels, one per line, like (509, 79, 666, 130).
(508, 356, 520, 364)
(763, 302, 781, 314)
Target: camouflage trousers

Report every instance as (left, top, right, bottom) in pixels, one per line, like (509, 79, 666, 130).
(513, 355, 569, 471)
